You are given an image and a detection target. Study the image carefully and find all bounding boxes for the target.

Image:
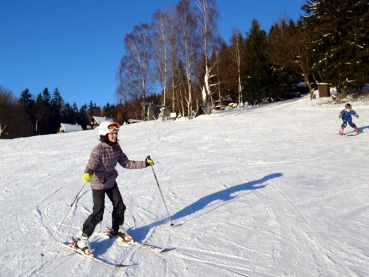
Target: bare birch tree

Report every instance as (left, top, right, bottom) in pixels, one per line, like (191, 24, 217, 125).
(117, 23, 153, 118)
(166, 7, 181, 113)
(194, 0, 219, 111)
(176, 0, 199, 118)
(229, 29, 244, 105)
(152, 10, 170, 108)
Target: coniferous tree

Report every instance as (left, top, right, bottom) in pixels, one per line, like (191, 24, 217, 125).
(217, 42, 238, 103)
(242, 19, 272, 105)
(61, 103, 74, 124)
(342, 0, 369, 90)
(19, 89, 35, 113)
(88, 101, 102, 119)
(51, 88, 64, 115)
(42, 88, 51, 104)
(18, 89, 36, 134)
(302, 0, 369, 94)
(50, 88, 64, 133)
(34, 88, 52, 135)
(72, 102, 79, 124)
(78, 104, 89, 129)
(103, 103, 114, 118)
(267, 19, 306, 100)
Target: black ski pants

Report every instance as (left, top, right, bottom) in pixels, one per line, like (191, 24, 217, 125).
(82, 183, 126, 237)
(341, 120, 357, 129)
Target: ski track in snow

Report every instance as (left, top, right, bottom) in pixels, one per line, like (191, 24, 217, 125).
(1, 95, 369, 276)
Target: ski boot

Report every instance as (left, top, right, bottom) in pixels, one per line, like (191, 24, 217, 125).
(71, 234, 93, 256)
(108, 227, 133, 243)
(354, 127, 360, 134)
(339, 128, 344, 135)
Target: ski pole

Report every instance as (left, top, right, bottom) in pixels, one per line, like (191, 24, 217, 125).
(358, 117, 367, 123)
(148, 156, 174, 226)
(40, 182, 87, 256)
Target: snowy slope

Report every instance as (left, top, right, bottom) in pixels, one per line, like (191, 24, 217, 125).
(1, 95, 369, 277)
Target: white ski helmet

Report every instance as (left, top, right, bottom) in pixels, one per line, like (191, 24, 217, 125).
(99, 121, 120, 136)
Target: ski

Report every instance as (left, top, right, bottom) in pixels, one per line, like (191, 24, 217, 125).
(341, 132, 360, 136)
(58, 242, 125, 269)
(345, 132, 360, 136)
(337, 132, 361, 136)
(97, 233, 167, 253)
(126, 240, 167, 253)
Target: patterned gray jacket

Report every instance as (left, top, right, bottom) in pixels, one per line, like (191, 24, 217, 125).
(84, 142, 146, 190)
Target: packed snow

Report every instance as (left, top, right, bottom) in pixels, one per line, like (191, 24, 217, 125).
(1, 95, 369, 276)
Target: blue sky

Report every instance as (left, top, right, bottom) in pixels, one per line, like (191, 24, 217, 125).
(0, 0, 305, 107)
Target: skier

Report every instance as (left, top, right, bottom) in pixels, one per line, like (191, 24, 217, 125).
(73, 121, 154, 255)
(339, 103, 360, 135)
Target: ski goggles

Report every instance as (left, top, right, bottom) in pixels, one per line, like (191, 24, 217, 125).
(108, 123, 120, 131)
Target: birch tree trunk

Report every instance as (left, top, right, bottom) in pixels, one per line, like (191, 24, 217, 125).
(0, 124, 7, 137)
(228, 30, 244, 105)
(194, 0, 219, 113)
(177, 0, 199, 118)
(117, 23, 153, 119)
(152, 11, 169, 109)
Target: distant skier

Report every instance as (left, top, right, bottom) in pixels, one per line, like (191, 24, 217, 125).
(74, 121, 154, 255)
(339, 103, 360, 135)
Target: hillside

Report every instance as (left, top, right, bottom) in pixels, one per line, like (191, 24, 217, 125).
(1, 95, 369, 277)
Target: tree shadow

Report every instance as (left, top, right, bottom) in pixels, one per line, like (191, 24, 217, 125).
(129, 172, 283, 242)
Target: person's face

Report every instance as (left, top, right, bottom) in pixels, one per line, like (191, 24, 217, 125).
(107, 132, 118, 143)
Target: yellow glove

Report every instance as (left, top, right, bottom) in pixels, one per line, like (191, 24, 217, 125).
(145, 156, 155, 167)
(81, 172, 92, 183)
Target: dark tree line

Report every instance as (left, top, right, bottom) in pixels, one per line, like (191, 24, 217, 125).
(0, 86, 152, 139)
(0, 86, 34, 138)
(17, 87, 98, 136)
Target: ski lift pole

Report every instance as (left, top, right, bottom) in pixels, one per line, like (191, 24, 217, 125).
(40, 182, 87, 256)
(148, 157, 174, 226)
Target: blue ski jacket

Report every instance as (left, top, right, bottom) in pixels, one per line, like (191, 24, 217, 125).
(339, 109, 358, 121)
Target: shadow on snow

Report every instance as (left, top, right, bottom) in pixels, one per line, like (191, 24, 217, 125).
(359, 125, 369, 132)
(130, 172, 283, 242)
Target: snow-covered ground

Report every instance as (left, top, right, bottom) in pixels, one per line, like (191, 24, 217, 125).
(1, 95, 369, 276)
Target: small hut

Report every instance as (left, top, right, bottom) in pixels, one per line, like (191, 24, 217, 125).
(318, 83, 331, 98)
(59, 123, 83, 133)
(91, 116, 113, 128)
